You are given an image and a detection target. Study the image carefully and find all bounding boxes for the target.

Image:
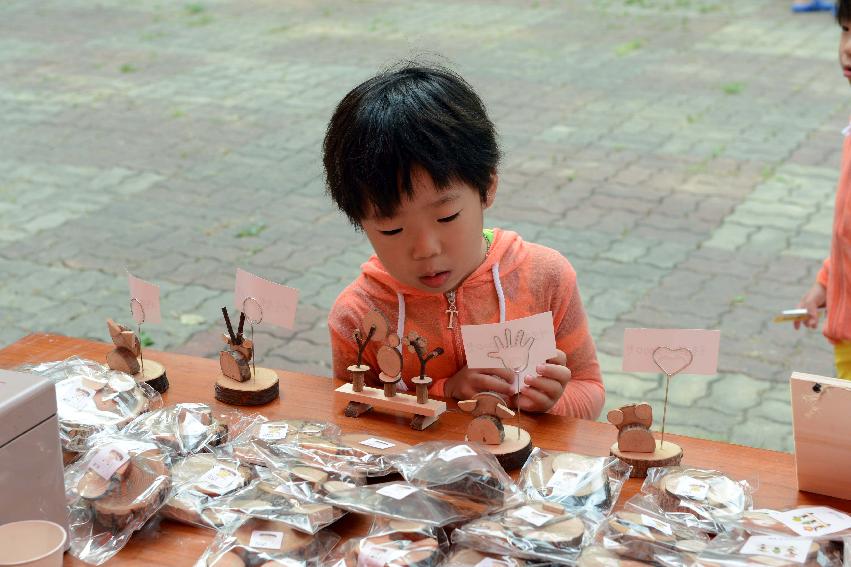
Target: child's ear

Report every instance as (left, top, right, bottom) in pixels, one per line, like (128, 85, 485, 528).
(484, 172, 498, 209)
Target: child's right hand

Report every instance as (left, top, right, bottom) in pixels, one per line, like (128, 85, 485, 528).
(444, 365, 515, 401)
(796, 282, 827, 330)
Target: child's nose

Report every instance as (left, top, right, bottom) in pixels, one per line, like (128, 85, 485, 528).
(411, 230, 441, 259)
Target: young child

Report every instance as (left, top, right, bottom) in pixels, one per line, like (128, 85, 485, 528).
(323, 64, 604, 419)
(795, 2, 851, 380)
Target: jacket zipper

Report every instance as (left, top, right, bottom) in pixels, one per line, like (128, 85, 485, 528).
(445, 290, 459, 329)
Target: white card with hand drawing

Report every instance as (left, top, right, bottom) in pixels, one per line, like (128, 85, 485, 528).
(461, 312, 558, 390)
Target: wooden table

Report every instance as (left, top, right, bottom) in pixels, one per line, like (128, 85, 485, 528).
(1, 334, 847, 566)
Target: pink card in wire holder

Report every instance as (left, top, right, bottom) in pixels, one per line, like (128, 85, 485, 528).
(234, 268, 298, 329)
(127, 272, 161, 325)
(622, 328, 720, 375)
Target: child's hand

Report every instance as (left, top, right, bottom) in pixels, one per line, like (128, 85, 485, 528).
(518, 350, 572, 413)
(444, 365, 515, 401)
(796, 283, 826, 330)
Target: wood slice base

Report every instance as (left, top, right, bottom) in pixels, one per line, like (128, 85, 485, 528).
(215, 367, 279, 406)
(134, 358, 168, 393)
(469, 425, 533, 471)
(610, 440, 683, 478)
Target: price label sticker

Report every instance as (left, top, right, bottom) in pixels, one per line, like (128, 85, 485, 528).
(511, 506, 555, 527)
(249, 530, 284, 550)
(438, 444, 477, 462)
(359, 438, 395, 450)
(768, 507, 851, 537)
(197, 465, 241, 495)
(641, 514, 673, 536)
(376, 484, 419, 500)
(259, 423, 290, 441)
(57, 382, 97, 412)
(547, 469, 582, 494)
(88, 446, 130, 480)
(671, 476, 709, 501)
(740, 536, 813, 564)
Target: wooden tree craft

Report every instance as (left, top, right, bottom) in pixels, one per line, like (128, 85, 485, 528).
(402, 331, 443, 404)
(348, 310, 387, 392)
(219, 307, 252, 383)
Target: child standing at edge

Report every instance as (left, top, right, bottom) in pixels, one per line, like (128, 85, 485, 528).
(323, 63, 604, 419)
(796, 1, 851, 380)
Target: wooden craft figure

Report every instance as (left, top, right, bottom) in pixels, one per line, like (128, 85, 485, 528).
(458, 391, 533, 470)
(334, 308, 448, 430)
(105, 319, 168, 392)
(608, 402, 682, 478)
(214, 306, 279, 406)
(607, 403, 655, 453)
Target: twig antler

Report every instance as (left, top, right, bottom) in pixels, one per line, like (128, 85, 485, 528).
(222, 307, 238, 344)
(353, 324, 376, 367)
(404, 332, 444, 380)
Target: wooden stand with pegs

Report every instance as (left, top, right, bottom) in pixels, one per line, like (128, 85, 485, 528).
(335, 311, 446, 430)
(214, 306, 279, 406)
(106, 319, 168, 393)
(459, 391, 533, 470)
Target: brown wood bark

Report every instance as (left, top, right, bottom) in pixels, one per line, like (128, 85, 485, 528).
(467, 414, 505, 445)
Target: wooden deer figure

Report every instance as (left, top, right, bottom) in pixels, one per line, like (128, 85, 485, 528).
(458, 391, 516, 445)
(106, 319, 142, 375)
(607, 403, 655, 453)
(219, 307, 253, 382)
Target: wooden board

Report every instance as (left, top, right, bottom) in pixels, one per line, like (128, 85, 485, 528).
(334, 382, 446, 418)
(1, 335, 850, 567)
(135, 358, 168, 393)
(611, 439, 683, 478)
(791, 372, 851, 500)
(215, 367, 279, 406)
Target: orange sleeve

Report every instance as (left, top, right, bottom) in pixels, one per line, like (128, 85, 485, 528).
(547, 263, 605, 420)
(817, 257, 830, 288)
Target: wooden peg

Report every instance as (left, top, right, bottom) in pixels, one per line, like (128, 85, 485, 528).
(412, 375, 432, 404)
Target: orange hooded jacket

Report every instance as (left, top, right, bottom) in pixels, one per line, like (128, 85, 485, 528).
(816, 131, 851, 344)
(328, 228, 605, 419)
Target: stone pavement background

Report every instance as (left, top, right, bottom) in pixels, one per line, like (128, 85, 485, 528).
(0, 0, 845, 452)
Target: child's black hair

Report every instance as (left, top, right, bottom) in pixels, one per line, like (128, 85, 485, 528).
(838, 0, 850, 24)
(323, 62, 500, 225)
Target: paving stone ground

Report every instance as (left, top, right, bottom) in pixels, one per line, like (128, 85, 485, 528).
(0, 0, 846, 452)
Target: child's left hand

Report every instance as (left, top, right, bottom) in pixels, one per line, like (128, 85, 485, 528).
(517, 349, 571, 413)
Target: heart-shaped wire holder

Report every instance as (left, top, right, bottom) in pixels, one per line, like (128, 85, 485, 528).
(651, 345, 694, 446)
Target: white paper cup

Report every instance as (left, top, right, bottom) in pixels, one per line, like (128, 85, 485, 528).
(0, 520, 67, 567)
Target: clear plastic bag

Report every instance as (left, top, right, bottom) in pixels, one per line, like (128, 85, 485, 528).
(161, 453, 256, 529)
(446, 546, 548, 566)
(396, 441, 524, 514)
(193, 517, 339, 566)
(222, 418, 342, 467)
(323, 480, 494, 527)
(694, 534, 844, 567)
(732, 508, 851, 542)
(638, 467, 753, 533)
(519, 448, 631, 518)
(123, 403, 229, 456)
(451, 500, 594, 565)
(578, 545, 654, 567)
(326, 517, 450, 566)
(207, 467, 348, 535)
(20, 356, 163, 464)
(64, 432, 175, 565)
(595, 509, 709, 566)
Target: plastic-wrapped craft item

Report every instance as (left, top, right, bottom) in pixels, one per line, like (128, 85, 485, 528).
(732, 508, 851, 542)
(639, 467, 753, 533)
(451, 500, 593, 565)
(694, 534, 844, 567)
(446, 546, 547, 566)
(323, 480, 493, 527)
(161, 453, 255, 529)
(208, 468, 348, 535)
(578, 545, 653, 567)
(520, 449, 631, 518)
(326, 518, 450, 566)
(193, 517, 339, 566)
(267, 429, 410, 478)
(396, 442, 524, 514)
(20, 357, 163, 465)
(596, 510, 709, 567)
(223, 418, 341, 467)
(122, 402, 230, 456)
(63, 433, 174, 565)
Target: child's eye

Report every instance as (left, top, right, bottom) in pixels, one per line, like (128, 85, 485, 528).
(438, 212, 460, 223)
(844, 25, 850, 32)
(379, 228, 403, 236)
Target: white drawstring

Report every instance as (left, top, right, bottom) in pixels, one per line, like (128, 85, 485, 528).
(395, 291, 408, 392)
(492, 262, 505, 323)
(843, 121, 851, 137)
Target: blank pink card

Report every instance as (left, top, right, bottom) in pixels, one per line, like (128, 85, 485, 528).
(234, 268, 298, 329)
(791, 372, 851, 500)
(127, 273, 161, 324)
(622, 328, 720, 375)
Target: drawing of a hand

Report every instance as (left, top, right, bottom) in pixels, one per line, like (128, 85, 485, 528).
(487, 329, 535, 372)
